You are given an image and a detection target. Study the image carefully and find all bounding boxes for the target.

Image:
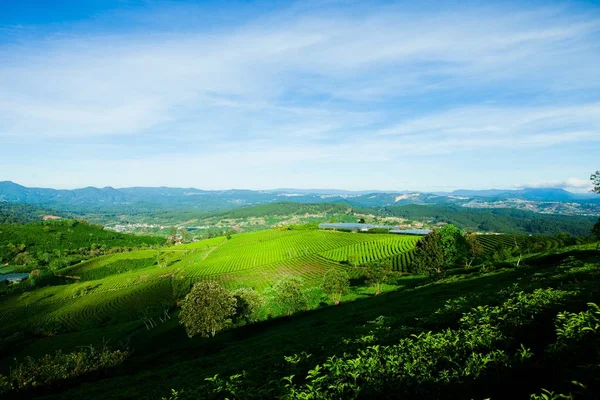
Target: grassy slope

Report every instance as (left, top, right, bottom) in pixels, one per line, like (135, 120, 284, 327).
(0, 220, 162, 264)
(0, 230, 419, 365)
(12, 244, 597, 400)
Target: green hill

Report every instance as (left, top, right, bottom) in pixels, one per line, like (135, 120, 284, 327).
(0, 220, 163, 267)
(382, 204, 597, 236)
(0, 243, 598, 399)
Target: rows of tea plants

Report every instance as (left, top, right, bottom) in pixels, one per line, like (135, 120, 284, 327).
(180, 230, 381, 278)
(388, 248, 417, 272)
(0, 230, 421, 336)
(319, 236, 419, 266)
(57, 250, 157, 276)
(476, 234, 564, 254)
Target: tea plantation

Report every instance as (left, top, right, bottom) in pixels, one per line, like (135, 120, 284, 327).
(0, 230, 419, 342)
(0, 226, 598, 399)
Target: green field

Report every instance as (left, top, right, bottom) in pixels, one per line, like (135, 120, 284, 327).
(0, 230, 420, 339)
(1, 224, 597, 399)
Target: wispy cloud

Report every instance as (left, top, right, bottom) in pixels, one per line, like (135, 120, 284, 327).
(0, 1, 598, 190)
(519, 178, 594, 193)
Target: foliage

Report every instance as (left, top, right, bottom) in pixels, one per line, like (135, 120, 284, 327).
(383, 204, 597, 236)
(593, 218, 600, 248)
(465, 232, 485, 267)
(0, 220, 161, 265)
(3, 240, 600, 399)
(321, 269, 350, 304)
(412, 230, 445, 278)
(202, 287, 582, 399)
(272, 276, 308, 316)
(0, 344, 129, 395)
(231, 288, 262, 324)
(178, 281, 236, 338)
(591, 170, 600, 194)
(438, 224, 469, 267)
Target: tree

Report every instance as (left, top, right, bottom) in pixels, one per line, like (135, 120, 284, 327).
(178, 281, 236, 338)
(231, 288, 262, 324)
(437, 224, 468, 267)
(593, 218, 600, 250)
(322, 269, 350, 304)
(365, 259, 391, 295)
(464, 232, 484, 268)
(180, 228, 191, 243)
(591, 170, 600, 194)
(412, 231, 445, 279)
(358, 218, 366, 224)
(273, 276, 307, 316)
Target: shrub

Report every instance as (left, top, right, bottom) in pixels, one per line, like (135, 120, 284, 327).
(0, 344, 129, 394)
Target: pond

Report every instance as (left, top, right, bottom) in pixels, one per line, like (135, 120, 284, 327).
(0, 273, 29, 283)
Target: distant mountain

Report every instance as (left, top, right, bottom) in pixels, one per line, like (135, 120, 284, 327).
(0, 181, 598, 215)
(450, 187, 597, 202)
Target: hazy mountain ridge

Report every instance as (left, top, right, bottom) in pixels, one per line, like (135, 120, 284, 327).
(0, 181, 598, 215)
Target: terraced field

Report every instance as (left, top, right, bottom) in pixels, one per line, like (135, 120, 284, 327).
(0, 230, 420, 336)
(476, 234, 566, 253)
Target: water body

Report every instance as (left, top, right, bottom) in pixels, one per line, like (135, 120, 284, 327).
(0, 273, 29, 283)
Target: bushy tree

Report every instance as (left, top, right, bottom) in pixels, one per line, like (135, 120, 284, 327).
(273, 276, 307, 316)
(465, 232, 484, 268)
(365, 260, 391, 295)
(592, 171, 600, 249)
(412, 231, 445, 279)
(322, 269, 350, 304)
(232, 288, 262, 323)
(437, 224, 468, 267)
(178, 281, 236, 338)
(593, 218, 600, 250)
(591, 170, 600, 194)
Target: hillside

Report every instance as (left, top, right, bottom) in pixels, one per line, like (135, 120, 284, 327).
(0, 203, 67, 224)
(0, 243, 598, 399)
(0, 220, 163, 268)
(382, 204, 597, 236)
(1, 181, 598, 216)
(0, 230, 421, 340)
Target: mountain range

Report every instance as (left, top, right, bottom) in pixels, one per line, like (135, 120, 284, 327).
(0, 181, 598, 215)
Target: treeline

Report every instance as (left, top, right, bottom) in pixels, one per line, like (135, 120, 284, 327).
(381, 204, 597, 236)
(213, 202, 359, 219)
(0, 220, 163, 267)
(0, 203, 65, 224)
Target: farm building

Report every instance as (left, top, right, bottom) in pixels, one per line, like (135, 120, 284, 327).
(318, 223, 431, 235)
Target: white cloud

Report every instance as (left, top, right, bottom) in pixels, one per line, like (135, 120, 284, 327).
(519, 178, 594, 193)
(0, 3, 598, 140)
(0, 2, 599, 190)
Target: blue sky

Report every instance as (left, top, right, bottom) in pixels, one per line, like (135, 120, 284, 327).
(0, 0, 599, 192)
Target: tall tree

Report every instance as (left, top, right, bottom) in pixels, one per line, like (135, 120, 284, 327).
(412, 231, 445, 279)
(438, 224, 468, 267)
(465, 232, 484, 268)
(592, 171, 600, 249)
(591, 170, 600, 194)
(592, 220, 600, 250)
